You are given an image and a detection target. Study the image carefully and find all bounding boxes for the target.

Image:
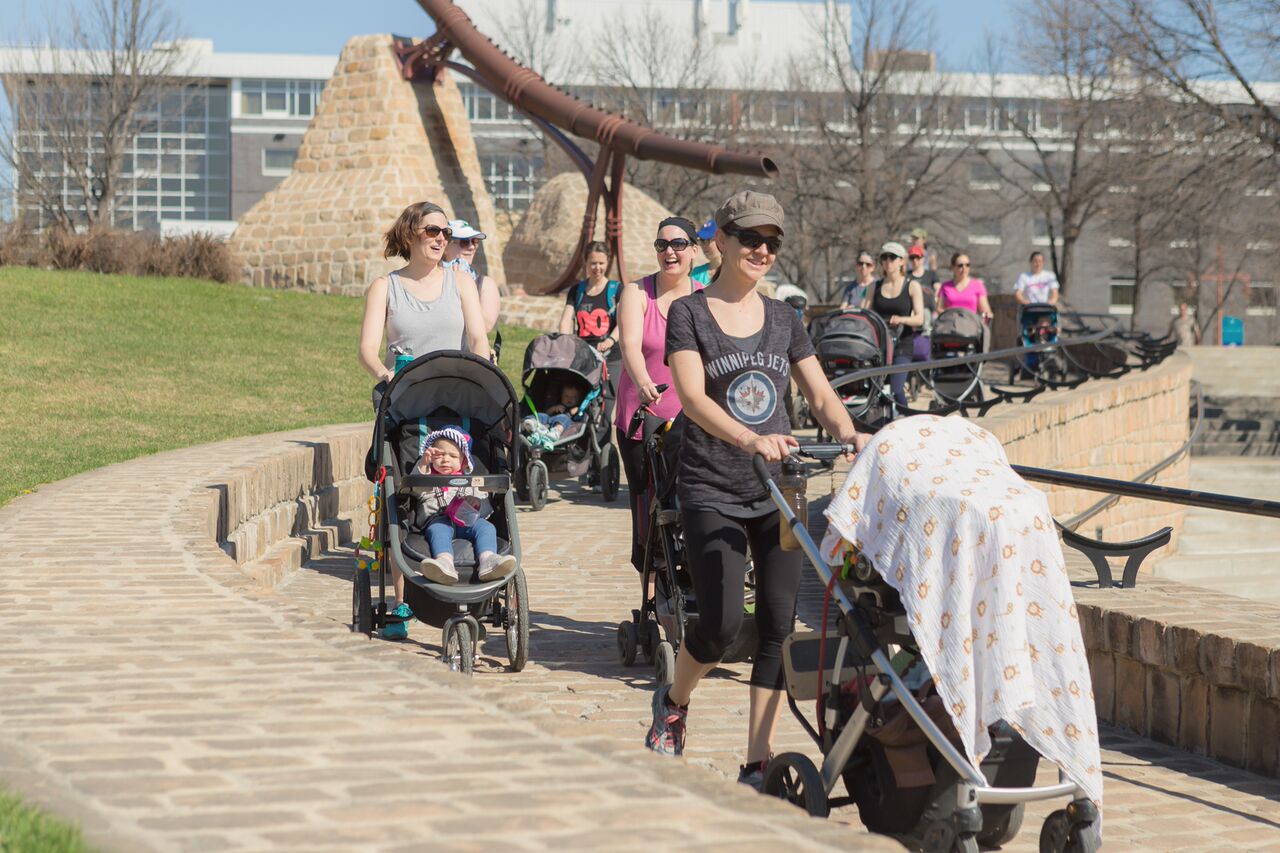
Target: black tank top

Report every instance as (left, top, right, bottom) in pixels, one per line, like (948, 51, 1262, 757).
(872, 280, 914, 341)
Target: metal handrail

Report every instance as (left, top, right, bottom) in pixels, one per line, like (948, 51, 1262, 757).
(1009, 464, 1280, 519)
(1060, 381, 1206, 530)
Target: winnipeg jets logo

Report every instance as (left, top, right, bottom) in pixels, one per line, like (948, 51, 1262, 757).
(726, 370, 776, 425)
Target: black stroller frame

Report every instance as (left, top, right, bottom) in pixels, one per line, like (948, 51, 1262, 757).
(750, 447, 1099, 853)
(1018, 304, 1070, 385)
(354, 350, 531, 677)
(927, 308, 988, 410)
(809, 308, 897, 430)
(515, 332, 621, 511)
(615, 390, 757, 684)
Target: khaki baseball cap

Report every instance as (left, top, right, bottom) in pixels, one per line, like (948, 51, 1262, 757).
(714, 190, 785, 235)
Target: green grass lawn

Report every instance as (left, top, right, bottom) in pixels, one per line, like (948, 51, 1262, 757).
(0, 267, 538, 506)
(0, 787, 88, 853)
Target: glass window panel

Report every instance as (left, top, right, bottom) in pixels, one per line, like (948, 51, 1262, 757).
(242, 91, 262, 115)
(161, 154, 181, 173)
(297, 91, 312, 115)
(263, 148, 297, 171)
(161, 177, 182, 192)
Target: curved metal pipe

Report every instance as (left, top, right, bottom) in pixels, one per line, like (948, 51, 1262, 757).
(418, 0, 778, 178)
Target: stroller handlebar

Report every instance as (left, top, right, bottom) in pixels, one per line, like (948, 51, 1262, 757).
(626, 383, 670, 436)
(752, 443, 855, 485)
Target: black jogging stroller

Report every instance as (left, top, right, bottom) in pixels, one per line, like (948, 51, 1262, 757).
(808, 308, 896, 428)
(615, 392, 757, 684)
(928, 308, 987, 409)
(516, 332, 621, 511)
(749, 447, 1100, 853)
(355, 350, 531, 676)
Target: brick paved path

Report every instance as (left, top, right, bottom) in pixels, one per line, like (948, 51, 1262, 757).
(2, 426, 1278, 851)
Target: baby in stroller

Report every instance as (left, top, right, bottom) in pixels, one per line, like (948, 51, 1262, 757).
(525, 381, 584, 448)
(415, 426, 517, 585)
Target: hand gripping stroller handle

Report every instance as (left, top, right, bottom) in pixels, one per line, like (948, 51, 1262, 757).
(626, 383, 669, 436)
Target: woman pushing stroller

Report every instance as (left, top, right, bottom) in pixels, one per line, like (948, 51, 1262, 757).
(643, 190, 872, 788)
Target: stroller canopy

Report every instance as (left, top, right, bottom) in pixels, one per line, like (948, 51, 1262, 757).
(522, 333, 603, 388)
(933, 307, 985, 341)
(379, 350, 518, 434)
(810, 309, 889, 364)
(1019, 304, 1058, 325)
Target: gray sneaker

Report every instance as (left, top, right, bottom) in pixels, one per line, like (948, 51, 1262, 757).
(419, 553, 458, 585)
(477, 552, 516, 581)
(737, 757, 770, 792)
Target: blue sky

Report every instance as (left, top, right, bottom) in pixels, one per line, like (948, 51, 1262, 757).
(0, 0, 1014, 72)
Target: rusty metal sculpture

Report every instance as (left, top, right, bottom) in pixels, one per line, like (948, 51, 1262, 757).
(395, 0, 778, 290)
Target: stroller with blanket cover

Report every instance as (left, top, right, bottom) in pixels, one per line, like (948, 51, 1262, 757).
(928, 308, 987, 409)
(355, 351, 531, 676)
(808, 308, 896, 429)
(751, 418, 1102, 853)
(516, 333, 621, 511)
(615, 392, 757, 684)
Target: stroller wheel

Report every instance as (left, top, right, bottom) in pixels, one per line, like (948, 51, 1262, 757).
(654, 641, 675, 686)
(443, 620, 474, 676)
(351, 568, 372, 636)
(762, 752, 829, 818)
(1038, 808, 1098, 853)
(642, 620, 661, 665)
(599, 443, 621, 502)
(504, 569, 530, 672)
(977, 802, 1024, 848)
(527, 460, 549, 511)
(616, 621, 639, 666)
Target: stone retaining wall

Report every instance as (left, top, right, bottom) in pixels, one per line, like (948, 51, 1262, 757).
(500, 294, 564, 332)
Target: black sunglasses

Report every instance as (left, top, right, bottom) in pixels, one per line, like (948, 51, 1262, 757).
(722, 224, 782, 254)
(420, 225, 453, 240)
(879, 253, 902, 262)
(452, 236, 483, 247)
(954, 262, 971, 268)
(653, 238, 694, 252)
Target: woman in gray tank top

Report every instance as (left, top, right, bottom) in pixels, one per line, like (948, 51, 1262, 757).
(358, 201, 491, 387)
(357, 201, 491, 640)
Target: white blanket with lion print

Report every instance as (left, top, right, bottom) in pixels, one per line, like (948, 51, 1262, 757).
(820, 415, 1103, 822)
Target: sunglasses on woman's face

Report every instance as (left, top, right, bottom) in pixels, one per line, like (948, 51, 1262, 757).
(857, 260, 874, 267)
(653, 238, 693, 253)
(722, 224, 782, 254)
(954, 262, 971, 268)
(879, 254, 901, 262)
(453, 237, 483, 248)
(419, 225, 453, 240)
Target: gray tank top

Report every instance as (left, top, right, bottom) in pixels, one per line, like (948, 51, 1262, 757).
(383, 268, 468, 369)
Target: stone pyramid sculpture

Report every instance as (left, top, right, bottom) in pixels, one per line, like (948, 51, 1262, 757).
(231, 34, 502, 295)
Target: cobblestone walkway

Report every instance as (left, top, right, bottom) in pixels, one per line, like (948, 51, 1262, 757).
(2, 426, 1278, 851)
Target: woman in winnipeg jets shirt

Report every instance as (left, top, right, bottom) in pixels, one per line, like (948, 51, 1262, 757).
(643, 190, 872, 788)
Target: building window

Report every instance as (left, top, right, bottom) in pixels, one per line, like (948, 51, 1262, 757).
(969, 217, 1002, 245)
(1247, 282, 1276, 316)
(1109, 277, 1135, 315)
(481, 154, 543, 210)
(969, 162, 1000, 191)
(239, 79, 324, 118)
(1034, 214, 1062, 246)
(262, 148, 297, 176)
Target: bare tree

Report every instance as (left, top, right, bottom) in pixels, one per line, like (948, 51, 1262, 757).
(979, 0, 1130, 295)
(0, 0, 187, 229)
(1088, 0, 1280, 174)
(488, 0, 572, 84)
(776, 0, 972, 300)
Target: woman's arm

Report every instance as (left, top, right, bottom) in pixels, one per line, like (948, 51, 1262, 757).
(978, 285, 993, 320)
(792, 355, 871, 451)
(455, 271, 492, 360)
(557, 300, 576, 335)
(903, 280, 924, 327)
(358, 276, 393, 383)
(618, 279, 660, 405)
(480, 275, 501, 333)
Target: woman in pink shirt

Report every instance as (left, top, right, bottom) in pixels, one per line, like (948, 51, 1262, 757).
(616, 217, 704, 571)
(937, 252, 993, 320)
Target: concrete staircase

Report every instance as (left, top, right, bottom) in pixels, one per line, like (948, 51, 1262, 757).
(1154, 458, 1280, 603)
(1187, 347, 1280, 456)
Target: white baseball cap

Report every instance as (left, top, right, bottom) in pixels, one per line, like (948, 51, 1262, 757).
(448, 219, 486, 241)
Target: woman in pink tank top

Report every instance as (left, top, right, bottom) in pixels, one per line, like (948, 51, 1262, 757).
(615, 217, 705, 571)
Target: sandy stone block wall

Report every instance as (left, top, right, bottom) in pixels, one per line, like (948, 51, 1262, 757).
(230, 35, 501, 295)
(979, 353, 1193, 556)
(500, 294, 565, 331)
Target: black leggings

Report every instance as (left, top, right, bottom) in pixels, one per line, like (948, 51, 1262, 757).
(681, 507, 803, 690)
(617, 431, 647, 572)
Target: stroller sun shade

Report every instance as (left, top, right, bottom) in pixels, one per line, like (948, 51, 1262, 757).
(812, 311, 886, 364)
(380, 351, 517, 434)
(932, 307, 985, 341)
(521, 333, 603, 388)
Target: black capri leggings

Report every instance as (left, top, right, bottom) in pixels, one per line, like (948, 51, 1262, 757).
(617, 430, 647, 572)
(681, 507, 803, 690)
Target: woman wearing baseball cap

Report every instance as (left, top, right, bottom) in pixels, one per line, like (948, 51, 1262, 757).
(866, 241, 925, 409)
(443, 219, 502, 332)
(644, 190, 873, 789)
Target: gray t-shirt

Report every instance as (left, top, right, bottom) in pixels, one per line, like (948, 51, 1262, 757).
(665, 291, 816, 515)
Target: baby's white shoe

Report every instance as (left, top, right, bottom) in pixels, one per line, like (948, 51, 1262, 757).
(477, 551, 516, 580)
(420, 552, 458, 585)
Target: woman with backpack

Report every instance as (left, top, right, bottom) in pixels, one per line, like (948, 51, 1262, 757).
(558, 241, 621, 357)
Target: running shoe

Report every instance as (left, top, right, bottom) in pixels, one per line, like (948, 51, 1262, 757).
(644, 685, 687, 756)
(381, 602, 412, 640)
(737, 755, 772, 792)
